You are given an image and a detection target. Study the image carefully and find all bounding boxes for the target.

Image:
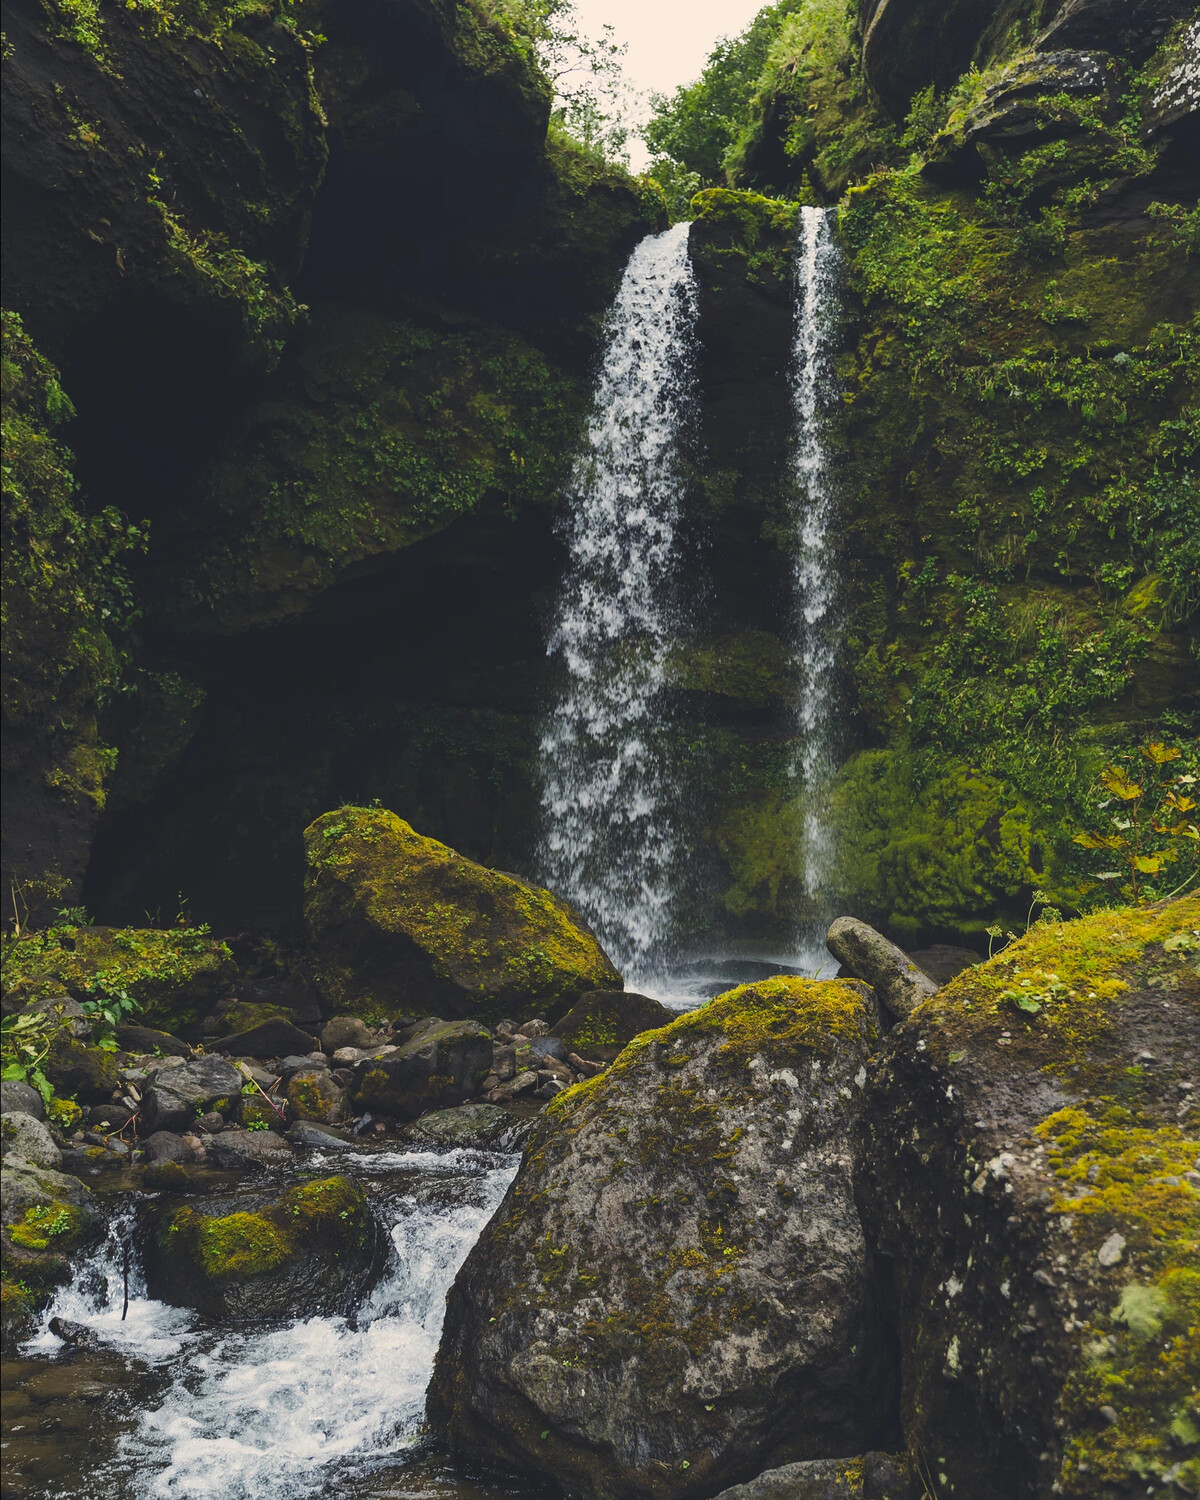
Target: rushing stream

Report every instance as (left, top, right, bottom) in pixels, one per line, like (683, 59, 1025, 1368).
(6, 1149, 526, 1499)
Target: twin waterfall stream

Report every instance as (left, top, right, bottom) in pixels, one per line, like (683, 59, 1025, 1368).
(16, 211, 844, 1500)
(538, 207, 842, 990)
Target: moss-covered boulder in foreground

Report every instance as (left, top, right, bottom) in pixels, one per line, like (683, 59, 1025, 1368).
(143, 1175, 378, 1322)
(0, 925, 236, 1034)
(303, 806, 622, 1024)
(856, 892, 1200, 1499)
(1, 1158, 98, 1339)
(428, 977, 894, 1500)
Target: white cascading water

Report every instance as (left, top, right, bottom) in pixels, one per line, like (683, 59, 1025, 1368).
(537, 221, 699, 977)
(789, 206, 842, 908)
(26, 1148, 517, 1499)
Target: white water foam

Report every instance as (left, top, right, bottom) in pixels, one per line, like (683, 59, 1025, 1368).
(537, 221, 699, 979)
(789, 205, 842, 906)
(29, 1148, 517, 1499)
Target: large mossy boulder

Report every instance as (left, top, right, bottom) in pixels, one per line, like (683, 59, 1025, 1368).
(143, 1175, 377, 1322)
(856, 892, 1200, 1499)
(428, 977, 894, 1499)
(303, 806, 621, 1024)
(0, 926, 236, 1033)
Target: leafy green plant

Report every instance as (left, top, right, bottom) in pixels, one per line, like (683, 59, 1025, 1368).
(1072, 740, 1200, 902)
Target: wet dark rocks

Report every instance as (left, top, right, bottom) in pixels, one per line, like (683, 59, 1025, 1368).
(0, 1079, 44, 1119)
(350, 1019, 492, 1121)
(210, 1018, 318, 1058)
(204, 1129, 293, 1172)
(140, 1055, 243, 1134)
(114, 1024, 191, 1058)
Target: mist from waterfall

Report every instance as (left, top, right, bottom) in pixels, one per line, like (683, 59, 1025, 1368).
(536, 221, 699, 978)
(789, 205, 842, 915)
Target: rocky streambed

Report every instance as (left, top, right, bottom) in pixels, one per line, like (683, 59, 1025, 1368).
(2, 819, 1197, 1500)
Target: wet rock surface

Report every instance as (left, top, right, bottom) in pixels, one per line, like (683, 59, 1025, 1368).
(142, 1174, 378, 1321)
(140, 1056, 244, 1135)
(549, 989, 676, 1062)
(856, 893, 1200, 1499)
(826, 918, 938, 1022)
(1, 1113, 63, 1172)
(350, 1019, 493, 1121)
(710, 1452, 915, 1499)
(429, 976, 894, 1500)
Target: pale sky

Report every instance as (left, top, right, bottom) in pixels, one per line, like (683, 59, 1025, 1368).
(571, 0, 771, 167)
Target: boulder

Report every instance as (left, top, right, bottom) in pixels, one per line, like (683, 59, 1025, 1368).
(350, 1020, 493, 1121)
(320, 1015, 377, 1054)
(1, 1158, 98, 1329)
(114, 1024, 191, 1058)
(710, 1454, 914, 1499)
(549, 989, 677, 1062)
(210, 1017, 318, 1058)
(287, 1120, 356, 1150)
(403, 1102, 519, 1150)
(141, 1130, 195, 1166)
(826, 918, 937, 1022)
(142, 1175, 378, 1321)
(856, 893, 1200, 1499)
(428, 977, 894, 1499)
(205, 1129, 293, 1172)
(43, 1035, 120, 1104)
(279, 1053, 329, 1079)
(285, 1068, 344, 1124)
(303, 807, 622, 1024)
(0, 1079, 44, 1119)
(25, 994, 92, 1038)
(141, 1055, 244, 1134)
(1, 1112, 63, 1171)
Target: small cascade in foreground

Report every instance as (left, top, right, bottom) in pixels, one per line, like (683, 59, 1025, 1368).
(536, 221, 699, 978)
(789, 205, 843, 921)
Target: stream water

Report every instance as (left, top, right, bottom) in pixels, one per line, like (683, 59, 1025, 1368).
(4, 1148, 532, 1499)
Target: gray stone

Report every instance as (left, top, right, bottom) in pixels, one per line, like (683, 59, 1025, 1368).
(285, 1068, 344, 1124)
(826, 917, 938, 1022)
(141, 1055, 244, 1134)
(0, 1079, 44, 1120)
(287, 1120, 356, 1149)
(1, 1112, 63, 1171)
(320, 1015, 376, 1054)
(205, 1128, 293, 1171)
(141, 1130, 195, 1166)
(428, 976, 890, 1499)
(211, 1018, 318, 1058)
(25, 994, 92, 1039)
(350, 1020, 492, 1120)
(279, 1053, 329, 1079)
(527, 1035, 570, 1063)
(403, 1102, 518, 1150)
(114, 1024, 191, 1057)
(710, 1453, 915, 1500)
(0, 1156, 95, 1226)
(550, 990, 676, 1062)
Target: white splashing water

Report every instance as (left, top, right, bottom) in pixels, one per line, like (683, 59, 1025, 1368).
(28, 1149, 517, 1499)
(537, 221, 699, 976)
(789, 206, 842, 905)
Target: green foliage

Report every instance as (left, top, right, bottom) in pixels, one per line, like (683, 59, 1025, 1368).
(1071, 738, 1200, 902)
(643, 1, 806, 183)
(1, 311, 146, 817)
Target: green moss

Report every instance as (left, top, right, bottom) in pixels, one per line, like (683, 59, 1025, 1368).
(304, 805, 621, 1017)
(161, 1175, 366, 1282)
(171, 304, 586, 633)
(8, 1205, 87, 1252)
(1, 924, 235, 1031)
(691, 187, 799, 287)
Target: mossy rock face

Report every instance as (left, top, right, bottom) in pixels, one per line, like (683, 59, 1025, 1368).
(428, 976, 894, 1499)
(1, 926, 236, 1033)
(42, 1036, 120, 1106)
(0, 1158, 99, 1333)
(303, 805, 622, 1025)
(550, 990, 678, 1063)
(349, 1019, 492, 1122)
(142, 1174, 379, 1322)
(856, 892, 1200, 1499)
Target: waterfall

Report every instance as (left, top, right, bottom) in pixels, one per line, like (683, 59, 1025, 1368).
(790, 206, 842, 911)
(536, 221, 699, 976)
